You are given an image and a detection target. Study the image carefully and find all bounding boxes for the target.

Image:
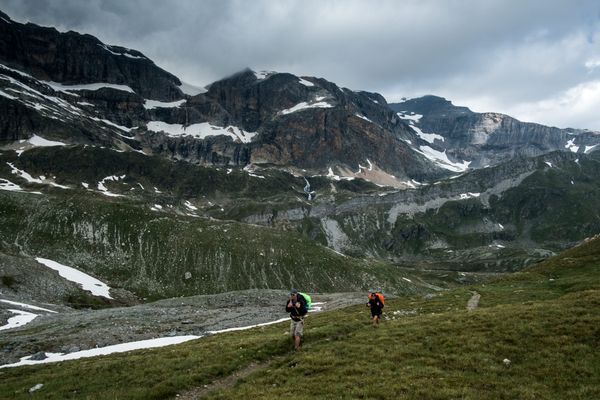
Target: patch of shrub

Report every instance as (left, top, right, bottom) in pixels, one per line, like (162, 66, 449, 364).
(1, 275, 16, 287)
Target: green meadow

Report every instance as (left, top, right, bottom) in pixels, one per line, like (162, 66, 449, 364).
(1, 236, 599, 399)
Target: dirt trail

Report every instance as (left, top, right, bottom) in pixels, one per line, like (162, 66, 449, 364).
(175, 360, 271, 399)
(466, 291, 481, 310)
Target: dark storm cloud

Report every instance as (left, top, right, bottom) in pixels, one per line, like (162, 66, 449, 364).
(2, 0, 600, 129)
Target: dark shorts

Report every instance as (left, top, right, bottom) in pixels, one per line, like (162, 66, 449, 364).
(371, 309, 382, 317)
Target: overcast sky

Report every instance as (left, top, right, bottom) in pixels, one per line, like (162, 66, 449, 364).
(2, 0, 600, 130)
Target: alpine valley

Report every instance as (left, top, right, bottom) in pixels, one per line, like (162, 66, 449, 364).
(0, 9, 599, 392)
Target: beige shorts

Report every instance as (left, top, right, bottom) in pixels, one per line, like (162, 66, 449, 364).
(290, 318, 304, 337)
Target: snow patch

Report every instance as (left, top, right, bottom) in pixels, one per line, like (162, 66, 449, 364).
(459, 192, 481, 200)
(309, 302, 326, 312)
(45, 81, 135, 94)
(585, 144, 598, 153)
(355, 113, 373, 123)
(208, 318, 289, 334)
(254, 70, 275, 80)
(99, 44, 146, 59)
(0, 299, 57, 313)
(0, 63, 33, 78)
(0, 314, 305, 368)
(146, 121, 257, 143)
(27, 134, 66, 147)
(410, 125, 444, 144)
(0, 309, 37, 331)
(416, 146, 471, 172)
(144, 99, 186, 110)
(0, 88, 17, 100)
(35, 257, 113, 299)
(97, 175, 125, 197)
(397, 111, 423, 123)
(545, 161, 553, 168)
(298, 78, 314, 87)
(184, 200, 198, 211)
(0, 336, 199, 369)
(0, 178, 26, 192)
(565, 138, 579, 153)
(243, 164, 265, 179)
(90, 117, 135, 133)
(7, 163, 53, 186)
(281, 96, 334, 115)
(326, 167, 355, 181)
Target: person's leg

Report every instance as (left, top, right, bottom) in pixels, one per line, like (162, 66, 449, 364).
(290, 320, 296, 348)
(294, 335, 302, 350)
(295, 320, 304, 350)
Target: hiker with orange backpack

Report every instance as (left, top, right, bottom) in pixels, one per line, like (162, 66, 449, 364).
(367, 290, 384, 327)
(286, 289, 309, 351)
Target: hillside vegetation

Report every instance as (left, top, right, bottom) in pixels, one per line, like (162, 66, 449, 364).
(0, 236, 598, 399)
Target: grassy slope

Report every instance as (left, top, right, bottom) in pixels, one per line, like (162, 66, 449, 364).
(0, 237, 598, 399)
(0, 189, 415, 300)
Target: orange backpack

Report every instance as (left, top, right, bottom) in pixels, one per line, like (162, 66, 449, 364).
(369, 292, 385, 306)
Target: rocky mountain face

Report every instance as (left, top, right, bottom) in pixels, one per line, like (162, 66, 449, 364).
(1, 9, 600, 311)
(147, 69, 445, 182)
(389, 95, 600, 168)
(0, 11, 183, 101)
(0, 12, 450, 184)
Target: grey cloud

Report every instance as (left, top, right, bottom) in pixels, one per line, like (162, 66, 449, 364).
(2, 0, 600, 129)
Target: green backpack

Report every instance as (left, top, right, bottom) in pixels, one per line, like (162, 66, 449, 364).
(298, 292, 312, 311)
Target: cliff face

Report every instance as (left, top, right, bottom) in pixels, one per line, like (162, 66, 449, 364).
(141, 69, 444, 181)
(0, 12, 447, 181)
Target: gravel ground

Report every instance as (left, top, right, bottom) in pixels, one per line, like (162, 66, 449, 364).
(0, 290, 370, 365)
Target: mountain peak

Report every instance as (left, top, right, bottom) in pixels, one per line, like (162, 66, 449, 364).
(391, 95, 472, 115)
(0, 10, 12, 23)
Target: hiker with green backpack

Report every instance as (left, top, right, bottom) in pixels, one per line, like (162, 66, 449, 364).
(286, 289, 311, 351)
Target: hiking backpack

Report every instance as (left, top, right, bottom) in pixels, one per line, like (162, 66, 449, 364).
(369, 292, 384, 306)
(298, 292, 312, 311)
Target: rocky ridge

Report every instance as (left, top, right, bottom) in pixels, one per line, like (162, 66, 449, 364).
(389, 95, 600, 168)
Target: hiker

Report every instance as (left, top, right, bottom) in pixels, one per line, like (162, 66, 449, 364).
(367, 291, 384, 327)
(286, 289, 308, 351)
